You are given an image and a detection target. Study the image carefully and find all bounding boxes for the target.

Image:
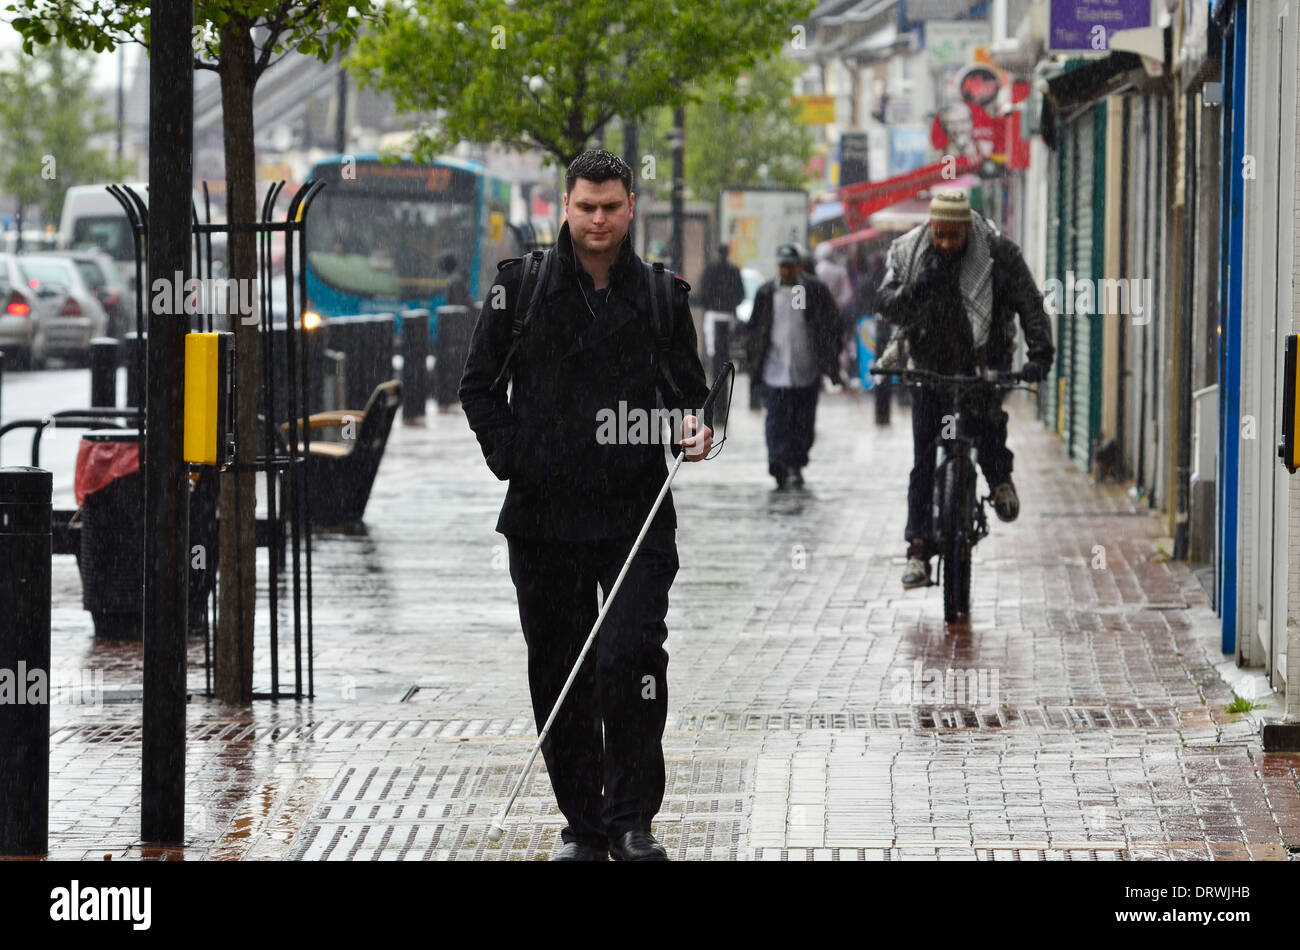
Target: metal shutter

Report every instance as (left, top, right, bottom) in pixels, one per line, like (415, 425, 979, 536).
(1043, 145, 1060, 428)
(1070, 109, 1096, 469)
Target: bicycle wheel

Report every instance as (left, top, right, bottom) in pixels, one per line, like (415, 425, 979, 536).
(939, 457, 974, 622)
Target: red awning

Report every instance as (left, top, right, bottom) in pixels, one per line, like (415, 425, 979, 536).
(836, 155, 982, 232)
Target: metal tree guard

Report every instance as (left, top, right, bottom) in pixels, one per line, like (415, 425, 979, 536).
(106, 179, 325, 700)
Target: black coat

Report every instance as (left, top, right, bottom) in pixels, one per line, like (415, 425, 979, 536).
(744, 274, 843, 387)
(876, 225, 1055, 373)
(698, 258, 746, 312)
(459, 220, 711, 541)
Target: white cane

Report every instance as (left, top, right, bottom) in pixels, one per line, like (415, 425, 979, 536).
(487, 364, 733, 843)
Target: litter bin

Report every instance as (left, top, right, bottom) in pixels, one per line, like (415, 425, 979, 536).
(75, 429, 144, 640)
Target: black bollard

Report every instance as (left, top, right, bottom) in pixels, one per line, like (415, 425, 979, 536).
(371, 313, 397, 388)
(433, 305, 471, 410)
(0, 466, 52, 856)
(89, 337, 119, 408)
(399, 310, 430, 424)
(124, 331, 146, 409)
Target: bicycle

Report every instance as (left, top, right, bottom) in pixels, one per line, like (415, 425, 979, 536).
(871, 365, 1035, 623)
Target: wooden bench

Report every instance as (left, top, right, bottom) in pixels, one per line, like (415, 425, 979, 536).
(281, 379, 402, 527)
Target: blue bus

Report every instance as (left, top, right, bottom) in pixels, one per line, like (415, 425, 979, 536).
(302, 154, 525, 335)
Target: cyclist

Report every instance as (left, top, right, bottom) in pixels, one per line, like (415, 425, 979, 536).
(876, 191, 1054, 589)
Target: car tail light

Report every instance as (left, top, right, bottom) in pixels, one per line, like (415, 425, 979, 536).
(6, 291, 30, 317)
(60, 296, 83, 316)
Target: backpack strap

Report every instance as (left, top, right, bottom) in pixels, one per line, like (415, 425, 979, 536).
(645, 260, 683, 404)
(489, 249, 548, 392)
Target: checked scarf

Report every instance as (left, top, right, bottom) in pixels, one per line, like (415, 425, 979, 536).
(893, 213, 996, 348)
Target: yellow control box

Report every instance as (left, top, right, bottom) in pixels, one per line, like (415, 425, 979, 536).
(184, 332, 233, 466)
(1282, 335, 1300, 474)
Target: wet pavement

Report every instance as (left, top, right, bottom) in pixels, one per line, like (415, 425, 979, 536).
(8, 365, 1299, 860)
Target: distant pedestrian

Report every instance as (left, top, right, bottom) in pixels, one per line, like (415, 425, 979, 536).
(815, 242, 855, 378)
(439, 250, 471, 308)
(698, 243, 746, 366)
(745, 242, 844, 489)
(814, 242, 853, 314)
(854, 252, 891, 418)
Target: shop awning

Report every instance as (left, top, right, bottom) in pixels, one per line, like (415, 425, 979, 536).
(836, 155, 982, 232)
(1044, 51, 1147, 131)
(811, 201, 844, 226)
(868, 197, 932, 231)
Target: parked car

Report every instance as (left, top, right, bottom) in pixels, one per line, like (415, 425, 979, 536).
(0, 230, 59, 254)
(58, 182, 144, 278)
(37, 249, 132, 339)
(0, 252, 66, 369)
(16, 254, 109, 364)
(59, 183, 225, 321)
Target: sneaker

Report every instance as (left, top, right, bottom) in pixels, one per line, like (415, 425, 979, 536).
(992, 481, 1020, 523)
(901, 556, 931, 589)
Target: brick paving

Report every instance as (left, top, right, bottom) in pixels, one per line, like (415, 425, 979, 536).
(14, 367, 1300, 860)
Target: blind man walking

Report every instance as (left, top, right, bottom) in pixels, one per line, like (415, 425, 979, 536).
(459, 149, 713, 861)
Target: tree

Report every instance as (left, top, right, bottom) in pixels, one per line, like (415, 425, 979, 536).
(347, 0, 812, 170)
(0, 43, 129, 239)
(6, 0, 380, 702)
(606, 55, 813, 208)
(684, 57, 814, 205)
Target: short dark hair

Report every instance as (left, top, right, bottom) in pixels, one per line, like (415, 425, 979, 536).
(566, 149, 633, 196)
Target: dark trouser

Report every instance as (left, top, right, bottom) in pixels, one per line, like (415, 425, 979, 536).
(764, 383, 820, 472)
(905, 385, 1012, 548)
(506, 529, 679, 846)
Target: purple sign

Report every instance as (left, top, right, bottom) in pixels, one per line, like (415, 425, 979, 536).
(1050, 0, 1151, 52)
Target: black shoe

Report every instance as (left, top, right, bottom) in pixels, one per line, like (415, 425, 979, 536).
(789, 467, 804, 488)
(608, 830, 669, 861)
(769, 460, 789, 490)
(550, 841, 609, 861)
(991, 480, 1020, 523)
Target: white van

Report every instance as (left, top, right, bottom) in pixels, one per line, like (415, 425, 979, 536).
(59, 184, 226, 316)
(58, 182, 148, 279)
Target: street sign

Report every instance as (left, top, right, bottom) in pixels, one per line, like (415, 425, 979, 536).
(840, 133, 870, 188)
(1049, 0, 1153, 53)
(792, 95, 835, 125)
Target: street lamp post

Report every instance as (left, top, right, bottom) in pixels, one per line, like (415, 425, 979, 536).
(668, 107, 685, 274)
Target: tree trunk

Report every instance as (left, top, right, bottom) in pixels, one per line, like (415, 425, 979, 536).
(215, 22, 259, 703)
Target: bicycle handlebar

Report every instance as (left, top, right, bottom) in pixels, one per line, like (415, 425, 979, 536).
(869, 366, 1026, 386)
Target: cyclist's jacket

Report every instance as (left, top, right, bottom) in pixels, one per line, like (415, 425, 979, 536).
(876, 219, 1055, 375)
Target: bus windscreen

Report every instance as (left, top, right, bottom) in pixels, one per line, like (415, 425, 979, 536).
(305, 177, 476, 301)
